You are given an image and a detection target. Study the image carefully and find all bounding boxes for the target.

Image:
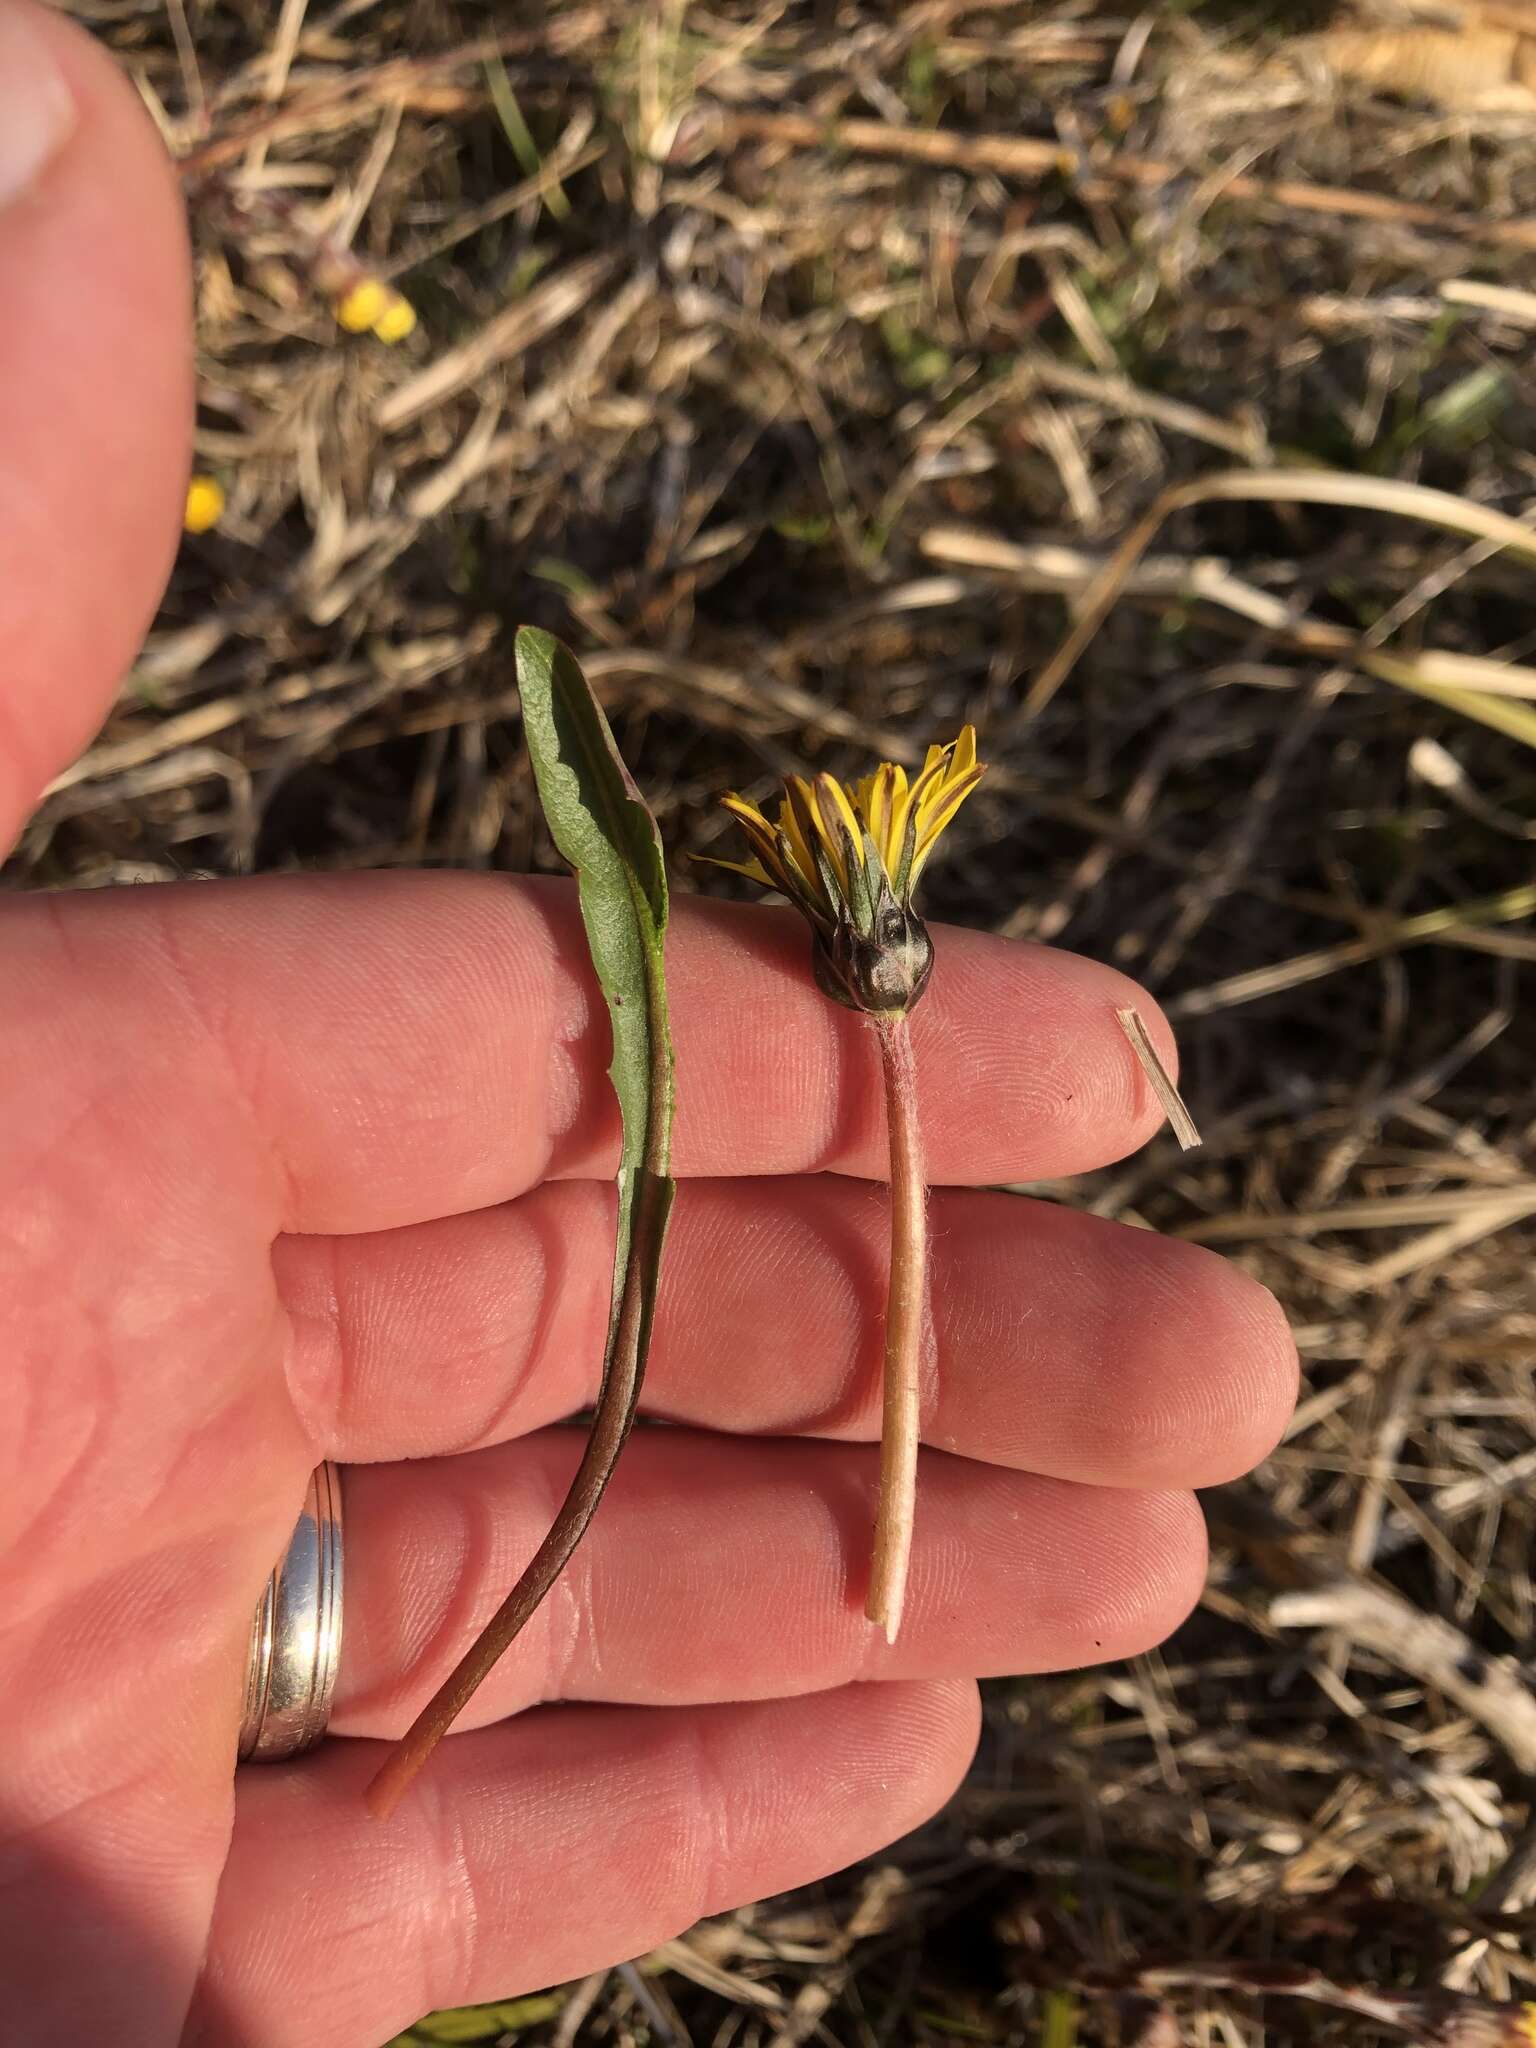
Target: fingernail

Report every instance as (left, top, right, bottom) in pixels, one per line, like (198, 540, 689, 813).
(0, 6, 76, 211)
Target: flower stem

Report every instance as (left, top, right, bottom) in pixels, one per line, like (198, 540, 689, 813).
(866, 1009, 927, 1642)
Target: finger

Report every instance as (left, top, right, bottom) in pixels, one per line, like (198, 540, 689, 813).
(9, 873, 1176, 1235)
(195, 1680, 979, 2046)
(275, 1179, 1297, 1488)
(0, 1, 191, 848)
(332, 1431, 1207, 1732)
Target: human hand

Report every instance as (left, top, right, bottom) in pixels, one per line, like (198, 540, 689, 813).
(0, 8, 1298, 2043)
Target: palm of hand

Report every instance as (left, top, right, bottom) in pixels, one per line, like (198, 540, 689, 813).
(0, 12, 1298, 2046)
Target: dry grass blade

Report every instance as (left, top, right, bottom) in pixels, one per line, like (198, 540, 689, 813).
(376, 253, 614, 429)
(1364, 650, 1536, 698)
(1361, 654, 1536, 750)
(1183, 1185, 1536, 1242)
(1441, 276, 1536, 324)
(1345, 1191, 1536, 1291)
(1272, 1582, 1536, 1772)
(716, 111, 1536, 252)
(1026, 470, 1536, 721)
(1117, 1007, 1201, 1149)
(240, 0, 310, 182)
(934, 519, 1536, 746)
(1171, 883, 1536, 1015)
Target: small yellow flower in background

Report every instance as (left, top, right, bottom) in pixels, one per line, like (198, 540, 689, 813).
(335, 278, 388, 331)
(183, 475, 225, 534)
(370, 293, 417, 343)
(334, 277, 418, 343)
(714, 727, 983, 1014)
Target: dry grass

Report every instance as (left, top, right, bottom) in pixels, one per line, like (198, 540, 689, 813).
(30, 2, 1536, 2042)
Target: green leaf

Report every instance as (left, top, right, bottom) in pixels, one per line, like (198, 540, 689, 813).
(484, 51, 570, 220)
(515, 627, 672, 1184)
(359, 632, 677, 1816)
(1419, 365, 1508, 446)
(405, 1993, 568, 2041)
(510, 627, 675, 1571)
(1041, 1990, 1080, 2048)
(406, 2012, 507, 2043)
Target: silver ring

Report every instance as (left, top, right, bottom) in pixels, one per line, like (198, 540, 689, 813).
(239, 1461, 344, 1762)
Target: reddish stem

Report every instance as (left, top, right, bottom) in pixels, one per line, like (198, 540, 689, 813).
(865, 1009, 928, 1642)
(364, 1166, 672, 1821)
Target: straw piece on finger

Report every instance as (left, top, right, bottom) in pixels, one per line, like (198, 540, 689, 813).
(1117, 1006, 1201, 1150)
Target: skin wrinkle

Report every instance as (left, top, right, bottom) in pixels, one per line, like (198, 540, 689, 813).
(983, 1207, 1262, 1461)
(280, 1193, 573, 1463)
(546, 1527, 590, 1703)
(277, 1230, 354, 1456)
(818, 1010, 890, 1181)
(113, 1258, 287, 1478)
(8, 893, 148, 1207)
(937, 1207, 1290, 1480)
(141, 1344, 302, 1552)
(1, 1745, 183, 1864)
(10, 876, 1184, 1243)
(419, 1771, 483, 2024)
(149, 894, 291, 1234)
(158, 874, 565, 1229)
(710, 1181, 877, 1440)
(519, 1437, 594, 1704)
(276, 1232, 408, 1458)
(1118, 1495, 1206, 1644)
(946, 937, 1171, 1138)
(0, 1759, 224, 2011)
(1, 1088, 111, 1264)
(907, 1466, 976, 1643)
(2, 1172, 120, 1559)
(266, 1175, 1297, 1489)
(30, 1537, 236, 1723)
(201, 1683, 987, 2036)
(10, 1209, 280, 1613)
(1108, 1492, 1201, 1638)
(423, 1230, 540, 1455)
(470, 1186, 597, 1461)
(382, 1479, 492, 1726)
(668, 902, 853, 1183)
(681, 1702, 738, 1932)
(753, 1444, 867, 1680)
(331, 1436, 1207, 1730)
(389, 1436, 575, 1719)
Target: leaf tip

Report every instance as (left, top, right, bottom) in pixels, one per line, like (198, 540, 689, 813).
(513, 622, 558, 678)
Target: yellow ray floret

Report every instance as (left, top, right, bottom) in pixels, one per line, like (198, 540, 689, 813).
(711, 726, 983, 929)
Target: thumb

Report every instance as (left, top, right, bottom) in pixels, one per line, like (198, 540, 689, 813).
(0, 0, 192, 854)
